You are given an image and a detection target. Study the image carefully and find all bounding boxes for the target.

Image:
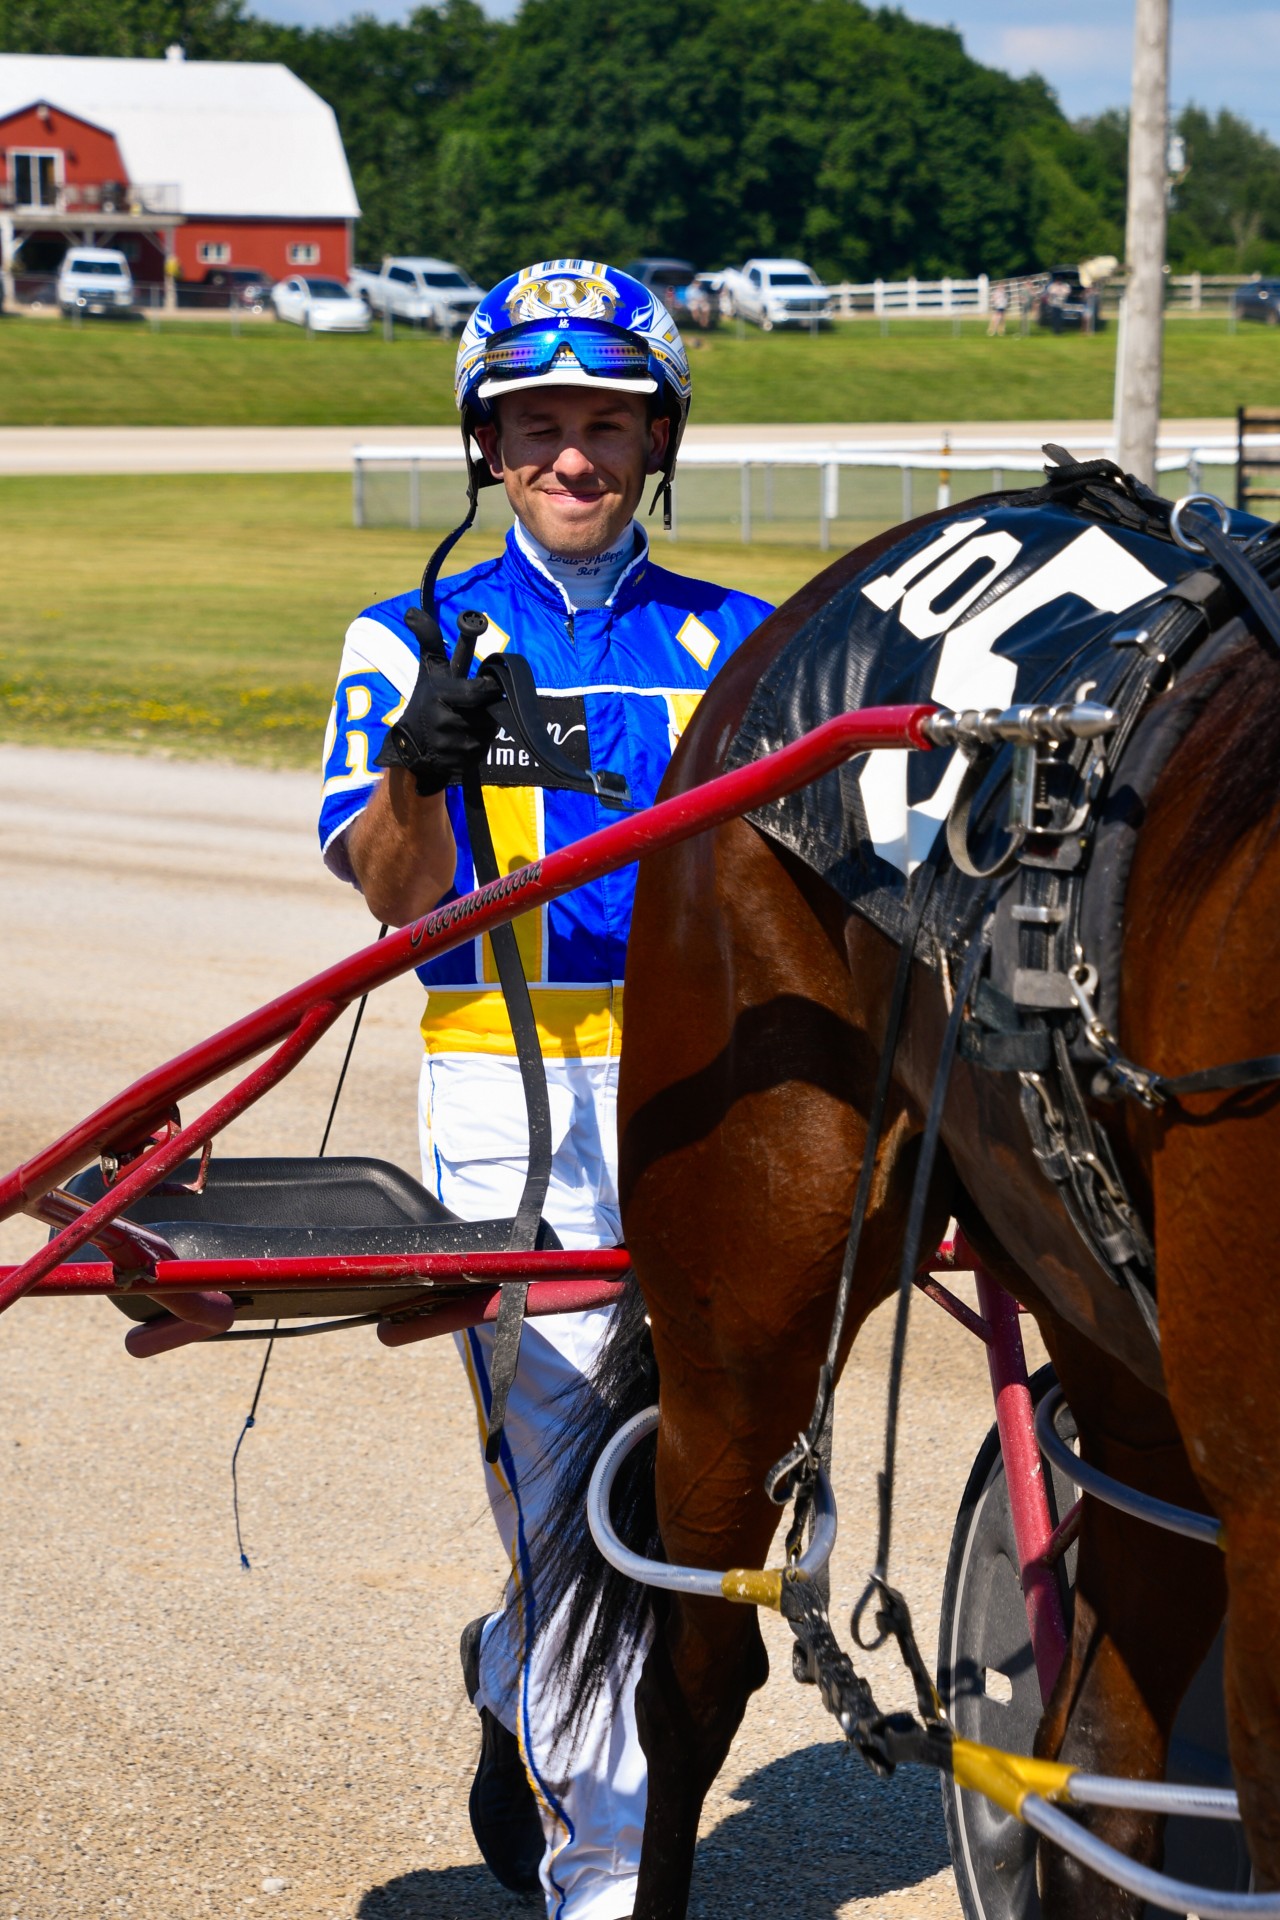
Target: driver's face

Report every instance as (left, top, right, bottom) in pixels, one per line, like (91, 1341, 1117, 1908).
(475, 387, 669, 557)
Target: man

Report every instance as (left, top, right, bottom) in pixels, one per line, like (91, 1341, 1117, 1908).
(318, 259, 773, 1920)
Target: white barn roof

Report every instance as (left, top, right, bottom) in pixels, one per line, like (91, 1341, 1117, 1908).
(0, 53, 359, 219)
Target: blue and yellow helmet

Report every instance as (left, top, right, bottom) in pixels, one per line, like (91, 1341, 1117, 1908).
(455, 257, 692, 514)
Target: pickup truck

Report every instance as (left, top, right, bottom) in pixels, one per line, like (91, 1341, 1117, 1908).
(348, 256, 482, 333)
(57, 246, 134, 318)
(717, 258, 832, 330)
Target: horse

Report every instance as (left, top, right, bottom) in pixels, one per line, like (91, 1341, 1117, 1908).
(525, 466, 1280, 1918)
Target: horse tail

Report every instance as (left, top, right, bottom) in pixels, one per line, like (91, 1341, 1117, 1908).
(511, 1281, 660, 1741)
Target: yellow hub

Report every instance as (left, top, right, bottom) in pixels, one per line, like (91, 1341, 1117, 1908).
(950, 1737, 1076, 1818)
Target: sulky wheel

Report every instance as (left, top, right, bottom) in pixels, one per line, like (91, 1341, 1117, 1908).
(936, 1364, 1248, 1920)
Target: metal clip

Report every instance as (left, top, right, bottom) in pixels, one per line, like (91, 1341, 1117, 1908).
(1067, 961, 1107, 1053)
(1019, 1070, 1063, 1133)
(1070, 1148, 1127, 1207)
(1008, 743, 1037, 839)
(1068, 962, 1164, 1109)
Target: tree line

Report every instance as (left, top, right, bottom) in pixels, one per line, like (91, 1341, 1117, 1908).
(5, 0, 1280, 282)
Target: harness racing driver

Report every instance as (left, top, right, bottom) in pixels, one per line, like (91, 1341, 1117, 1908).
(319, 258, 773, 1920)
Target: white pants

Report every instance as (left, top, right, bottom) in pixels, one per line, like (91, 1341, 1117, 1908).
(419, 1050, 648, 1920)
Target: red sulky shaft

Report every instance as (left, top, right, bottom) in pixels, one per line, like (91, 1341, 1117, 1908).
(0, 706, 935, 1310)
(25, 1248, 635, 1294)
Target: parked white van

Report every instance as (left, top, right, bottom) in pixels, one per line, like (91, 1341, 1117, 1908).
(57, 248, 135, 317)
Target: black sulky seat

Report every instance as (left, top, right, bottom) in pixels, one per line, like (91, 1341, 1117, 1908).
(65, 1156, 560, 1324)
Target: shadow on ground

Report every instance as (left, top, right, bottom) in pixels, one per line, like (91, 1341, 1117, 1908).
(359, 1863, 539, 1918)
(358, 1740, 950, 1918)
(690, 1741, 951, 1914)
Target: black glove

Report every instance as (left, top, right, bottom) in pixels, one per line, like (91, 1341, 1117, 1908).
(375, 606, 499, 796)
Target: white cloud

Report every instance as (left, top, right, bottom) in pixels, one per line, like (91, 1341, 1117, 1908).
(994, 24, 1132, 77)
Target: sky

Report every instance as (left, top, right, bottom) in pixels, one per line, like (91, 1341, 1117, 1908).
(247, 0, 1280, 141)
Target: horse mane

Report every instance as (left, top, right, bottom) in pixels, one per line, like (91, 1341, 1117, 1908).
(1130, 631, 1280, 947)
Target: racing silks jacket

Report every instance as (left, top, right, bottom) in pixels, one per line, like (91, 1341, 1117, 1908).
(319, 525, 773, 1061)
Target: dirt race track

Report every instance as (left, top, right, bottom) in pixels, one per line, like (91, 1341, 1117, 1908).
(0, 744, 1035, 1920)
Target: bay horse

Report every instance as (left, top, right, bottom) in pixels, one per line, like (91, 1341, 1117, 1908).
(528, 480, 1280, 1918)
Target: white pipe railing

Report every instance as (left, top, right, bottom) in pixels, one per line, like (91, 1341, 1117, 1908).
(352, 440, 1253, 548)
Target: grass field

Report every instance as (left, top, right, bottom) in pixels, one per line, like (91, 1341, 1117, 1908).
(0, 473, 830, 765)
(1, 315, 1275, 427)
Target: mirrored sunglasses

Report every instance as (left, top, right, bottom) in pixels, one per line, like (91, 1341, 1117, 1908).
(482, 319, 653, 384)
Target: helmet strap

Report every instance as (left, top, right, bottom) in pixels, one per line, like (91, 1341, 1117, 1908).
(418, 427, 486, 611)
(647, 474, 674, 532)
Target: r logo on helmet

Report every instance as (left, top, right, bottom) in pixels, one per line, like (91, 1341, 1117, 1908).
(504, 260, 621, 326)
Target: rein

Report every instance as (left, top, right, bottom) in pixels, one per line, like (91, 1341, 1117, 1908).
(765, 854, 938, 1506)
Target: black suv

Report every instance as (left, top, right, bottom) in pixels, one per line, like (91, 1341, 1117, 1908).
(1232, 278, 1280, 325)
(624, 258, 719, 330)
(196, 267, 273, 311)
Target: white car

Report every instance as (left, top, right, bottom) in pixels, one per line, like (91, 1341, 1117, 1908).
(720, 258, 832, 330)
(57, 247, 134, 317)
(271, 275, 370, 333)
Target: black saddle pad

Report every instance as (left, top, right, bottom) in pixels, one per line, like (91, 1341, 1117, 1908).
(727, 496, 1198, 951)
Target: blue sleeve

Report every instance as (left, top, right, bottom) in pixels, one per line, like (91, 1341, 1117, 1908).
(318, 604, 419, 878)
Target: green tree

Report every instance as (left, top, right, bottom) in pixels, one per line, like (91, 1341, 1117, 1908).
(1168, 106, 1280, 270)
(239, 2, 498, 262)
(29, 0, 1266, 282)
(1075, 104, 1280, 273)
(0, 0, 246, 58)
(419, 0, 1120, 282)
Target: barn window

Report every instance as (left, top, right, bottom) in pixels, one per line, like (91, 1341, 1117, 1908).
(8, 149, 62, 209)
(288, 243, 320, 265)
(197, 242, 231, 264)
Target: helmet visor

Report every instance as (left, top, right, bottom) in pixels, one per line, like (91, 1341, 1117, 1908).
(475, 318, 658, 401)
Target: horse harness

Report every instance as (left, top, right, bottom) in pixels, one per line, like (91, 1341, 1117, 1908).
(952, 474, 1280, 1347)
(766, 464, 1280, 1776)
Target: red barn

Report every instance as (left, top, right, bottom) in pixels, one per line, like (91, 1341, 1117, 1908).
(0, 50, 359, 304)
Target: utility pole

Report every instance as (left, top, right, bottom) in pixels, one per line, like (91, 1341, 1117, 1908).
(1113, 0, 1171, 485)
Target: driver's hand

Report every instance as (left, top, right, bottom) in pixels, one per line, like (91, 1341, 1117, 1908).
(376, 608, 499, 796)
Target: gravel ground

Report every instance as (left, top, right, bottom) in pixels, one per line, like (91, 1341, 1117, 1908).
(0, 744, 1040, 1919)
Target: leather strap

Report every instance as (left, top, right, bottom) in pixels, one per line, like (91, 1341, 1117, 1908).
(447, 614, 554, 1465)
(481, 653, 629, 808)
(483, 1277, 531, 1467)
(1159, 1052, 1280, 1100)
(946, 748, 1026, 879)
(766, 854, 939, 1505)
(1180, 514, 1280, 656)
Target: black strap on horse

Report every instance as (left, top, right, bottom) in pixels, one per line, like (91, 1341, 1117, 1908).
(765, 852, 940, 1510)
(851, 918, 991, 1657)
(1172, 499, 1280, 656)
(777, 895, 993, 1772)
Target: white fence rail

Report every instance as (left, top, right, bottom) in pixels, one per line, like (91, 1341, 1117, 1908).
(353, 436, 1257, 551)
(824, 272, 1254, 318)
(827, 276, 991, 316)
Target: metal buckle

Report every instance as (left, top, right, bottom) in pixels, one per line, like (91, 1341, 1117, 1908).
(1169, 492, 1231, 555)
